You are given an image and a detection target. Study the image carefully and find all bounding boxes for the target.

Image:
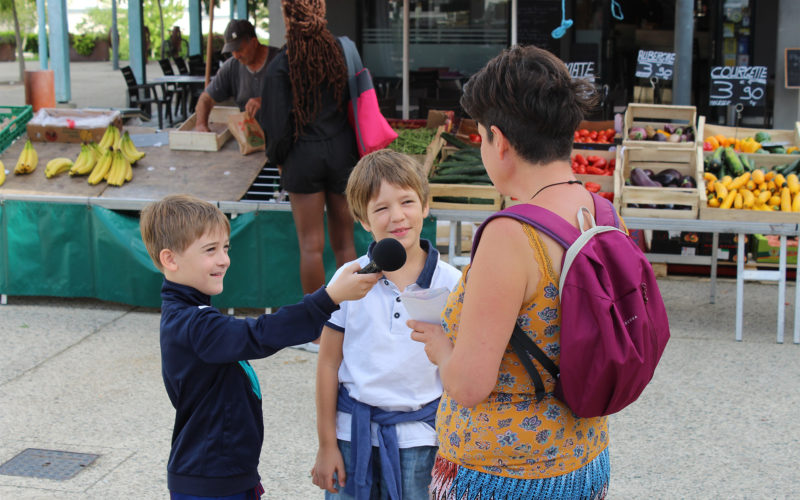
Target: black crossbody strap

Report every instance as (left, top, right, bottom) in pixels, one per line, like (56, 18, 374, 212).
(509, 323, 560, 402)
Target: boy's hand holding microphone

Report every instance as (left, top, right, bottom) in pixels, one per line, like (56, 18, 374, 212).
(325, 238, 406, 304)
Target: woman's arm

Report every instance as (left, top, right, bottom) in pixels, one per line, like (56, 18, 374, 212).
(413, 217, 538, 407)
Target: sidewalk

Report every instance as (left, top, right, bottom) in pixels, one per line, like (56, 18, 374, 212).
(0, 276, 799, 499)
(0, 60, 167, 111)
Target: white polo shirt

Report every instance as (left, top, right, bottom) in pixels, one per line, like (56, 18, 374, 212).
(326, 239, 462, 448)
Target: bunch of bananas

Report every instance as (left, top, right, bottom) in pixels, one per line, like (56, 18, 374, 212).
(0, 160, 5, 186)
(98, 124, 120, 151)
(117, 130, 145, 164)
(14, 140, 38, 175)
(45, 158, 74, 178)
(70, 143, 99, 176)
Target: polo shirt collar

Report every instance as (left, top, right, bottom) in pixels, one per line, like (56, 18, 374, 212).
(366, 238, 438, 289)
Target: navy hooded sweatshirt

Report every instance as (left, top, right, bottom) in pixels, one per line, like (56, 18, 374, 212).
(159, 279, 336, 496)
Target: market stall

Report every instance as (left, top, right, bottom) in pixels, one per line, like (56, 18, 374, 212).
(0, 109, 436, 308)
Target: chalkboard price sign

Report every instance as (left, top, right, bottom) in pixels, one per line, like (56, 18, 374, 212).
(785, 48, 800, 89)
(566, 61, 595, 82)
(635, 50, 675, 80)
(709, 66, 767, 107)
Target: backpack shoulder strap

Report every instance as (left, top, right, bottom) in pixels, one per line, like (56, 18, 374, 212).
(471, 192, 621, 259)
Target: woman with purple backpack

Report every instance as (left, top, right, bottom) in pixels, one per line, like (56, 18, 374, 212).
(409, 45, 612, 499)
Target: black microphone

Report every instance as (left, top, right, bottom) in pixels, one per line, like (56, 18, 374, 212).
(357, 238, 407, 274)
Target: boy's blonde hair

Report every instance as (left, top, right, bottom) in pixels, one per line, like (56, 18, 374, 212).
(140, 194, 231, 271)
(345, 149, 430, 223)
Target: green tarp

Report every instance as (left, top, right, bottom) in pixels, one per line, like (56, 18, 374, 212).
(0, 200, 437, 309)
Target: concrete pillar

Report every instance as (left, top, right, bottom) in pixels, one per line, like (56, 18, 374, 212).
(773, 0, 800, 128)
(129, 0, 146, 83)
(47, 0, 70, 102)
(672, 0, 693, 105)
(37, 0, 48, 70)
(268, 0, 286, 48)
(189, 0, 203, 56)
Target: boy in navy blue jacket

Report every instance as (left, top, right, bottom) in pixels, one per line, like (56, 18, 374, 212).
(139, 194, 379, 499)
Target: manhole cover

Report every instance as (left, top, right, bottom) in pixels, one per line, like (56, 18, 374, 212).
(0, 448, 99, 481)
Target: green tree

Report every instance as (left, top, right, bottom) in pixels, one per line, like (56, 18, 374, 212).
(77, 0, 184, 60)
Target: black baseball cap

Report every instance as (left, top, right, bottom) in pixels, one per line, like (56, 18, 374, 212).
(222, 19, 256, 53)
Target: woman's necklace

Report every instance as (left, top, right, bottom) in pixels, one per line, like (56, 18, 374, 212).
(529, 180, 583, 200)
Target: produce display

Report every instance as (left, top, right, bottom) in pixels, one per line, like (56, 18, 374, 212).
(627, 123, 696, 143)
(429, 132, 490, 185)
(571, 153, 615, 175)
(702, 145, 800, 212)
(627, 167, 697, 188)
(703, 131, 799, 154)
(387, 127, 437, 155)
(574, 127, 616, 144)
(0, 125, 146, 188)
(704, 170, 800, 212)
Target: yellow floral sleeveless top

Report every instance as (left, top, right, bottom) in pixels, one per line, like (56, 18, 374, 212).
(436, 224, 609, 479)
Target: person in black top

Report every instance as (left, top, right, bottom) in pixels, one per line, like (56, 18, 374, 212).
(261, 0, 359, 351)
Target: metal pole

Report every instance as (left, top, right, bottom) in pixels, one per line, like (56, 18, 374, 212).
(402, 0, 409, 119)
(673, 0, 694, 105)
(205, 0, 216, 88)
(111, 0, 119, 70)
(47, 0, 70, 102)
(511, 0, 517, 46)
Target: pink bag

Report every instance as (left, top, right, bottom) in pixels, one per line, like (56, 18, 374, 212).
(339, 37, 397, 156)
(472, 193, 670, 417)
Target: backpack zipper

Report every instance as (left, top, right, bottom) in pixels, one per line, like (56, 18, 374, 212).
(641, 282, 648, 303)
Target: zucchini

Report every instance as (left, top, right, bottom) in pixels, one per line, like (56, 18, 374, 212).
(432, 196, 496, 205)
(441, 132, 473, 149)
(429, 174, 492, 184)
(709, 146, 725, 171)
(738, 153, 754, 172)
(778, 158, 800, 175)
(723, 146, 744, 176)
(436, 165, 487, 176)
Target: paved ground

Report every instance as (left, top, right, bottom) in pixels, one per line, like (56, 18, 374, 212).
(0, 276, 799, 499)
(1, 60, 166, 111)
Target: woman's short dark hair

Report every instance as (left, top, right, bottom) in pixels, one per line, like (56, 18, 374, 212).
(461, 45, 599, 165)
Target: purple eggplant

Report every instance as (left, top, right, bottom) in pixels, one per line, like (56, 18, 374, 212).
(652, 168, 683, 187)
(630, 168, 662, 187)
(679, 175, 697, 188)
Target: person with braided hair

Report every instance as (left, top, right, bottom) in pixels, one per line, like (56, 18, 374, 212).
(261, 0, 359, 353)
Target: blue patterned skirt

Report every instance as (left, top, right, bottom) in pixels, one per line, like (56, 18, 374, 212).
(429, 448, 609, 500)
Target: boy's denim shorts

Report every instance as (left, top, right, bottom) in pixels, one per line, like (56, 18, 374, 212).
(325, 439, 437, 500)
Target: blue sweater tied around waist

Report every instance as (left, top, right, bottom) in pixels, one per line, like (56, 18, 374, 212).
(337, 384, 439, 500)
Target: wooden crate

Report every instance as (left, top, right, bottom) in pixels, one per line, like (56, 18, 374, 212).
(702, 149, 800, 173)
(429, 183, 502, 211)
(623, 103, 700, 149)
(614, 145, 701, 219)
(697, 166, 800, 223)
(703, 122, 800, 164)
(168, 106, 238, 151)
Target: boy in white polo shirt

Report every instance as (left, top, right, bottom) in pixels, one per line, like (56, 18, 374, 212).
(311, 149, 461, 500)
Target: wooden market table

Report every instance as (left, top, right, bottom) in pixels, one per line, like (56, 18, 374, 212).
(432, 208, 800, 345)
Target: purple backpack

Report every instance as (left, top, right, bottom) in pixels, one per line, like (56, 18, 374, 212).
(472, 192, 670, 418)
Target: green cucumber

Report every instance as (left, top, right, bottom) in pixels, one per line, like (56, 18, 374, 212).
(723, 146, 744, 176)
(436, 165, 487, 176)
(440, 132, 473, 149)
(429, 174, 492, 184)
(433, 196, 496, 205)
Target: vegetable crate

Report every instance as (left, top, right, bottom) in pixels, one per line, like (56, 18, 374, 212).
(429, 183, 503, 211)
(169, 106, 237, 151)
(703, 122, 800, 162)
(698, 175, 800, 224)
(0, 105, 33, 154)
(623, 103, 701, 150)
(573, 119, 620, 150)
(614, 145, 702, 219)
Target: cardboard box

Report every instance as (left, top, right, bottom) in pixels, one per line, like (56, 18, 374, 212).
(696, 233, 749, 263)
(752, 234, 798, 265)
(26, 108, 122, 143)
(650, 230, 701, 256)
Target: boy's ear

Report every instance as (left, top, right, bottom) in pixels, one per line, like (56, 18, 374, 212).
(490, 125, 510, 159)
(160, 248, 179, 272)
(357, 217, 372, 234)
(422, 199, 430, 219)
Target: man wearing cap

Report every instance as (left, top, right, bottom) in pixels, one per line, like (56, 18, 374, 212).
(194, 19, 278, 132)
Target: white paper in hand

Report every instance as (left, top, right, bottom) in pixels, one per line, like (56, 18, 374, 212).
(400, 287, 451, 323)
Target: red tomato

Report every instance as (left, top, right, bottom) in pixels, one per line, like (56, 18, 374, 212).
(468, 133, 482, 144)
(585, 182, 602, 193)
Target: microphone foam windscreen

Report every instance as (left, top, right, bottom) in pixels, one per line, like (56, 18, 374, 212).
(372, 238, 407, 272)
